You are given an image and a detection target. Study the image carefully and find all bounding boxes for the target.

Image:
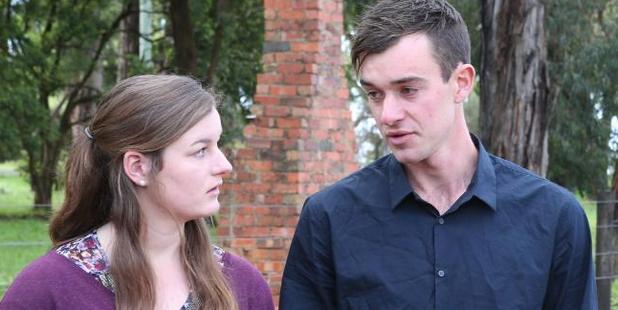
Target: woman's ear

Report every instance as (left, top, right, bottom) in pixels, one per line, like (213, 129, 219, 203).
(123, 151, 151, 187)
(454, 63, 476, 104)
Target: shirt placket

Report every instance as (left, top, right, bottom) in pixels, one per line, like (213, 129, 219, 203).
(434, 215, 447, 310)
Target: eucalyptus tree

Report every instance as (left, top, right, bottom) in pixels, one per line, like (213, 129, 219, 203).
(0, 0, 264, 209)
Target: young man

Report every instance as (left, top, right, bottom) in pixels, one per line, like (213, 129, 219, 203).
(279, 0, 597, 309)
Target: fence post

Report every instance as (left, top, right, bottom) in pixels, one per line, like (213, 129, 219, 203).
(596, 191, 615, 310)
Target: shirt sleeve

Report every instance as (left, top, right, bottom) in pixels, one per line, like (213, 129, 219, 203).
(543, 196, 598, 310)
(280, 196, 337, 310)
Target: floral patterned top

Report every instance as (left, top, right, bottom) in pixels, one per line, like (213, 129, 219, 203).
(56, 230, 225, 310)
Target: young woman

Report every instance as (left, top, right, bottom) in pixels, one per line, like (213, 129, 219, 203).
(0, 75, 274, 310)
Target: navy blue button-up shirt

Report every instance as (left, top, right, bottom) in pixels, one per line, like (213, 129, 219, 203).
(280, 138, 597, 309)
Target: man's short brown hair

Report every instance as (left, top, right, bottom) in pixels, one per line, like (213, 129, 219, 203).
(351, 0, 471, 81)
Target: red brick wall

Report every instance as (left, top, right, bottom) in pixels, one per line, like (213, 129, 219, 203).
(217, 0, 357, 304)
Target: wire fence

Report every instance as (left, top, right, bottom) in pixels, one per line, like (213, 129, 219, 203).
(0, 241, 48, 247)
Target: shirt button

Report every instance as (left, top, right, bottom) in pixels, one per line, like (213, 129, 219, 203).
(437, 269, 446, 277)
(438, 217, 445, 225)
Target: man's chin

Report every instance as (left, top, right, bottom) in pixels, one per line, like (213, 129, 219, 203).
(391, 149, 425, 165)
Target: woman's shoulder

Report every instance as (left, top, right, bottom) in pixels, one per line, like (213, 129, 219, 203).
(1, 250, 114, 309)
(6, 250, 72, 286)
(218, 249, 275, 310)
(1, 251, 55, 309)
(1, 251, 71, 307)
(221, 250, 269, 288)
(221, 251, 261, 277)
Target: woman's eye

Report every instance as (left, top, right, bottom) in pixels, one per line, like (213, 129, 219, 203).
(196, 147, 207, 157)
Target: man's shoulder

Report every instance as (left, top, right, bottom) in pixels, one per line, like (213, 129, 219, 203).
(489, 154, 579, 207)
(307, 154, 394, 207)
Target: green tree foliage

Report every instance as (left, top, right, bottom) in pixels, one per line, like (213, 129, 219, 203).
(0, 0, 130, 207)
(190, 0, 263, 144)
(0, 0, 264, 207)
(138, 0, 264, 145)
(546, 0, 618, 195)
(0, 75, 23, 162)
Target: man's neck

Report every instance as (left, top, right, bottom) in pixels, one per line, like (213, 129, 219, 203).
(403, 133, 478, 215)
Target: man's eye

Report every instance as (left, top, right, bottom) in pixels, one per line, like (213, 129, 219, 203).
(402, 87, 418, 95)
(366, 91, 383, 101)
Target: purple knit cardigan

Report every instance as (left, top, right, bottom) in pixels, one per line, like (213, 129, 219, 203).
(0, 250, 275, 310)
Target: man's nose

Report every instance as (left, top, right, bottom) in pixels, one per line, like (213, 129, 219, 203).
(380, 94, 404, 126)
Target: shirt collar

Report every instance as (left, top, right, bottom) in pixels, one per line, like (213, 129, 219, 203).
(387, 154, 414, 210)
(467, 134, 497, 211)
(387, 134, 497, 211)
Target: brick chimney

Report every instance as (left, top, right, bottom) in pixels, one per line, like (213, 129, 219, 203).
(217, 0, 357, 302)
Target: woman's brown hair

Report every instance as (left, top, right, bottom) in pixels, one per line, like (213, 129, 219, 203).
(49, 75, 238, 310)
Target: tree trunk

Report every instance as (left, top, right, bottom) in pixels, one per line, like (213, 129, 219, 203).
(2, 0, 10, 52)
(21, 3, 129, 212)
(117, 0, 139, 80)
(31, 62, 102, 212)
(204, 0, 229, 85)
(28, 93, 64, 212)
(480, 0, 550, 176)
(72, 58, 103, 135)
(169, 0, 197, 75)
(31, 141, 61, 211)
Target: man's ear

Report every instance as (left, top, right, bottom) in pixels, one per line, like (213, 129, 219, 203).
(123, 151, 152, 187)
(453, 63, 476, 104)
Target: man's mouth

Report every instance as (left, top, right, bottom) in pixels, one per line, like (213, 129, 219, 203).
(386, 131, 413, 145)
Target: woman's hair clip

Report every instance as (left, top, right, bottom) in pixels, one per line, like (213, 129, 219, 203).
(84, 126, 95, 140)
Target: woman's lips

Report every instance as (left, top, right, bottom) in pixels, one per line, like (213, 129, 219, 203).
(207, 183, 222, 195)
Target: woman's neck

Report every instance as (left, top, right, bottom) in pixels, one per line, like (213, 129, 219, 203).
(141, 222, 183, 261)
(97, 219, 184, 262)
(135, 193, 186, 259)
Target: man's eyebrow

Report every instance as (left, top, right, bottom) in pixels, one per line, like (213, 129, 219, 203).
(359, 76, 427, 87)
(391, 76, 426, 84)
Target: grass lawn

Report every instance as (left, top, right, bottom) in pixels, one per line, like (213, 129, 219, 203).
(0, 161, 58, 298)
(0, 161, 64, 217)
